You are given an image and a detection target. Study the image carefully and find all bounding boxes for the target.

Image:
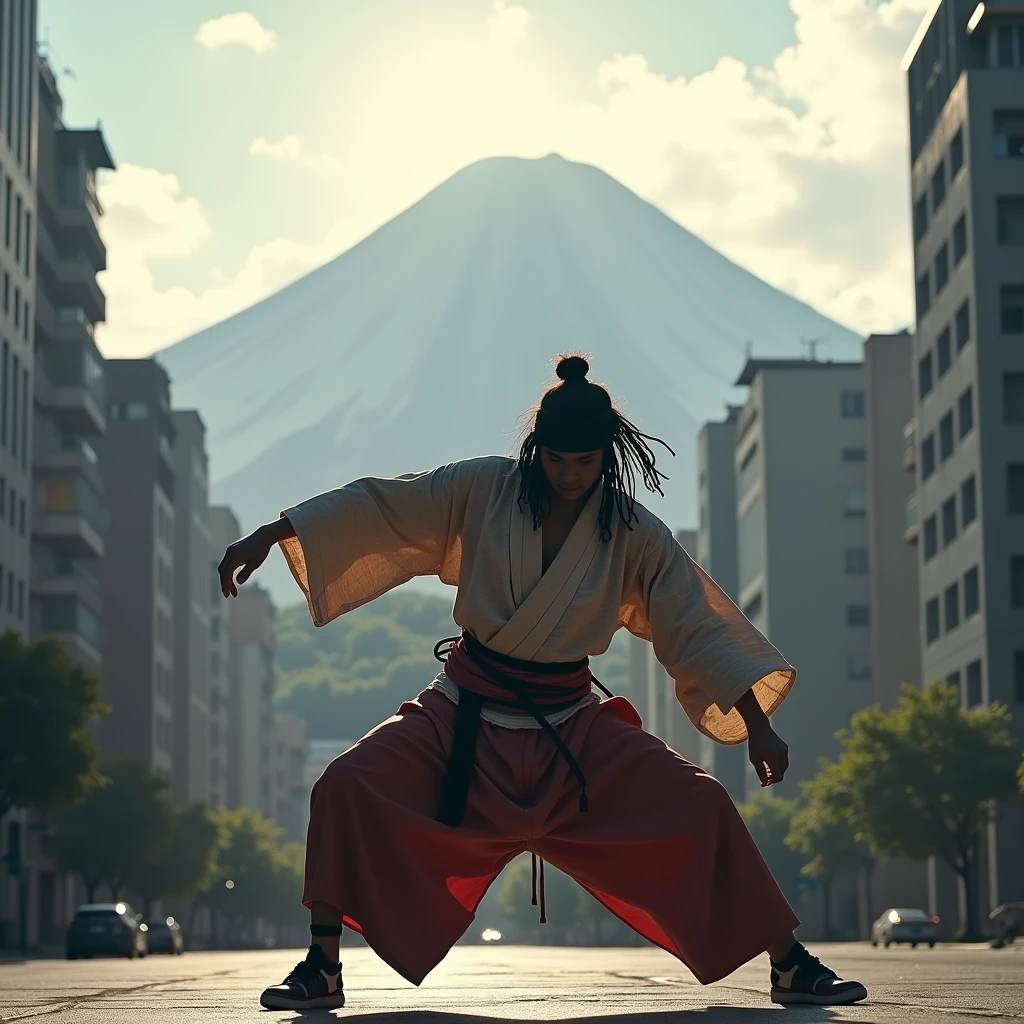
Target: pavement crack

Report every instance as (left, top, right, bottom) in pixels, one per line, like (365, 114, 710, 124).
(0, 969, 240, 1023)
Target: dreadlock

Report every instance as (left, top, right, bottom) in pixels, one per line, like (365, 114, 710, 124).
(517, 354, 675, 541)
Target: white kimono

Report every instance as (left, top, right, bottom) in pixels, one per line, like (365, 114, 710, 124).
(279, 455, 795, 744)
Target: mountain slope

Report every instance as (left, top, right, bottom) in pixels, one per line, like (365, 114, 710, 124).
(159, 153, 860, 603)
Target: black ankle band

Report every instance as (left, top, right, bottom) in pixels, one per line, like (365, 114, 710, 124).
(310, 924, 343, 937)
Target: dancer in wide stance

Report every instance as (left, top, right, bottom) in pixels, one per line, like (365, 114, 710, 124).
(219, 355, 867, 1010)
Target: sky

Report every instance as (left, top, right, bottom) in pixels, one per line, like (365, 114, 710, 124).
(38, 0, 933, 358)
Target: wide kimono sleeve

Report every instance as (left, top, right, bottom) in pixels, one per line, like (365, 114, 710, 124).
(634, 528, 796, 745)
(278, 462, 466, 627)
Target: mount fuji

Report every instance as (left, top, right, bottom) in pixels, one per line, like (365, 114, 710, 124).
(158, 154, 861, 603)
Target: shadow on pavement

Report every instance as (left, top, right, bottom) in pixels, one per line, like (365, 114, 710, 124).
(269, 1009, 848, 1023)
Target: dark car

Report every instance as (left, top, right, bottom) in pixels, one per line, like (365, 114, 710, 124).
(988, 902, 1024, 948)
(144, 917, 185, 954)
(66, 903, 148, 959)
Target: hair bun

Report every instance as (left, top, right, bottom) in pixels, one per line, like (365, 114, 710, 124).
(555, 355, 590, 383)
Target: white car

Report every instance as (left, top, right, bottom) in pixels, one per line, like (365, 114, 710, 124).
(871, 907, 939, 948)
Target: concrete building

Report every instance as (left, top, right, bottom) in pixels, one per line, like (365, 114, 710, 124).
(94, 360, 177, 780)
(903, 0, 1024, 920)
(30, 58, 113, 676)
(272, 712, 309, 843)
(0, 0, 38, 644)
(226, 580, 277, 818)
(864, 332, 931, 916)
(694, 407, 748, 801)
(732, 358, 874, 792)
(206, 506, 240, 808)
(170, 410, 211, 805)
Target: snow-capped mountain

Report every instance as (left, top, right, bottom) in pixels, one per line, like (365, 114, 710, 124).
(158, 153, 860, 603)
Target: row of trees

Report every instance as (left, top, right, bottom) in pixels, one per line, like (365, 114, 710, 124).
(741, 682, 1024, 941)
(1, 631, 303, 944)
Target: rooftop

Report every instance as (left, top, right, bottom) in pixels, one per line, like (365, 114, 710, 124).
(734, 358, 863, 387)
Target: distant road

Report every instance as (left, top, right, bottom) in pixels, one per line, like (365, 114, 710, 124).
(1, 942, 1021, 1022)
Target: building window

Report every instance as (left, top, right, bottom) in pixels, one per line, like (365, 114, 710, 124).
(845, 548, 869, 574)
(925, 597, 940, 643)
(995, 109, 1024, 158)
(952, 215, 967, 264)
(738, 442, 761, 497)
(997, 24, 1017, 67)
(844, 490, 867, 518)
(964, 566, 980, 617)
(1002, 285, 1024, 334)
(842, 447, 866, 462)
(942, 495, 957, 547)
(997, 197, 1024, 245)
(1012, 555, 1024, 608)
(939, 412, 954, 462)
(947, 670, 962, 692)
(962, 475, 977, 526)
(966, 660, 983, 708)
(1006, 372, 1024, 423)
(847, 655, 872, 681)
(944, 583, 959, 632)
(955, 299, 971, 350)
(916, 272, 931, 319)
(921, 434, 935, 480)
(1009, 464, 1024, 514)
(840, 391, 865, 418)
(950, 128, 964, 178)
(936, 327, 952, 377)
(919, 352, 934, 399)
(914, 195, 929, 242)
(1015, 651, 1024, 703)
(846, 604, 870, 627)
(957, 387, 973, 439)
(924, 515, 938, 560)
(931, 160, 946, 211)
(934, 243, 949, 293)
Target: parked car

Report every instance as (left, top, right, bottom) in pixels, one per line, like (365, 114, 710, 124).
(870, 907, 940, 948)
(988, 903, 1024, 948)
(66, 903, 149, 959)
(144, 917, 185, 954)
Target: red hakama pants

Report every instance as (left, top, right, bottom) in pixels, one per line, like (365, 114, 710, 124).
(302, 687, 800, 986)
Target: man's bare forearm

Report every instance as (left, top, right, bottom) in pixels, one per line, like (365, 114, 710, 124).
(256, 516, 297, 545)
(734, 688, 771, 734)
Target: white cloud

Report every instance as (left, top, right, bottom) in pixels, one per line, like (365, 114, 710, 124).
(487, 0, 533, 48)
(248, 135, 340, 172)
(194, 12, 277, 54)
(102, 0, 934, 358)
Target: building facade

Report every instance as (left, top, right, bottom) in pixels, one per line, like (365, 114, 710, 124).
(694, 407, 748, 801)
(94, 360, 177, 779)
(732, 359, 874, 791)
(904, 0, 1024, 919)
(272, 712, 309, 843)
(171, 410, 211, 805)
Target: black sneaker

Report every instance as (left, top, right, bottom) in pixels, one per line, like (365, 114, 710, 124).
(259, 945, 345, 1010)
(770, 943, 867, 1006)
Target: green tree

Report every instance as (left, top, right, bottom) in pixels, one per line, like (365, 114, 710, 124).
(820, 682, 1020, 940)
(0, 631, 107, 821)
(126, 803, 224, 916)
(51, 760, 174, 902)
(738, 792, 805, 904)
(1018, 754, 1024, 795)
(787, 774, 870, 938)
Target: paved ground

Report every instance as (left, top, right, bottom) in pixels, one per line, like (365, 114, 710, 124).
(1, 943, 1022, 1023)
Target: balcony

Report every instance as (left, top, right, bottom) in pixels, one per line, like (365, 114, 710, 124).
(34, 432, 103, 491)
(36, 593, 105, 668)
(42, 313, 106, 435)
(903, 418, 917, 471)
(55, 251, 106, 324)
(33, 559, 102, 615)
(905, 495, 920, 544)
(32, 476, 109, 559)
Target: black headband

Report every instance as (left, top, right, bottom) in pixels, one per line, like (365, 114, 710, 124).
(534, 407, 617, 453)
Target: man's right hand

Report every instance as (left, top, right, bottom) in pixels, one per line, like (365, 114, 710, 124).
(218, 526, 275, 598)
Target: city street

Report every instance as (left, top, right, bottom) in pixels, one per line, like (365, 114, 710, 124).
(1, 942, 1022, 1023)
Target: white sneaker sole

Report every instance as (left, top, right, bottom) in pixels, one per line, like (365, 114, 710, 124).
(771, 983, 867, 1006)
(259, 989, 346, 1010)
